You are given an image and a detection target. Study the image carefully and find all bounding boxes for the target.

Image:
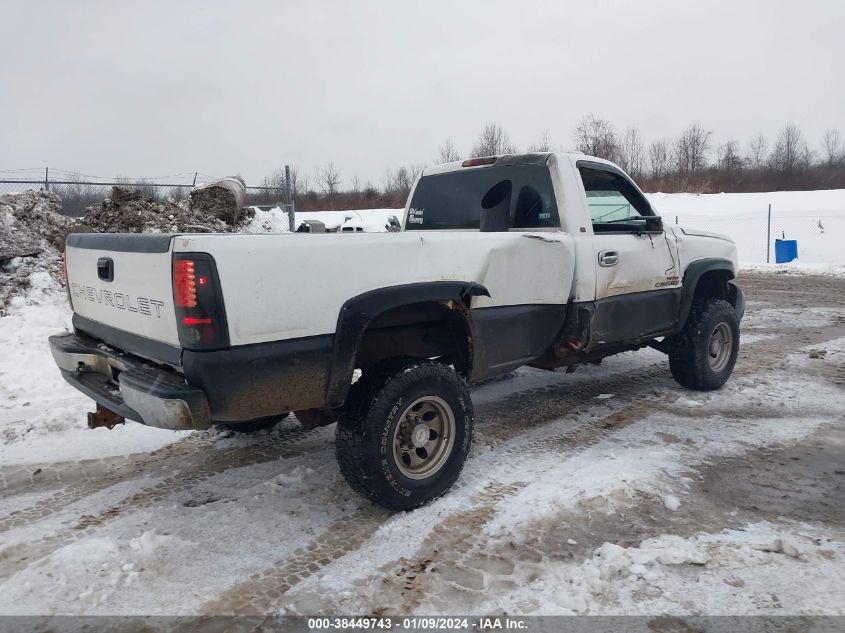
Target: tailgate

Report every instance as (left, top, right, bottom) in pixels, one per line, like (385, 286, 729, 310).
(65, 234, 180, 350)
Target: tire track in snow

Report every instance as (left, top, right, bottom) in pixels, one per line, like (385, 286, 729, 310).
(2, 320, 840, 589)
(198, 508, 391, 615)
(232, 323, 845, 615)
(201, 398, 670, 616)
(0, 423, 328, 535)
(0, 357, 668, 545)
(0, 425, 333, 580)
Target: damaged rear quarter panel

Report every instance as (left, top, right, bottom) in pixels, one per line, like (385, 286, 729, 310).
(175, 231, 576, 346)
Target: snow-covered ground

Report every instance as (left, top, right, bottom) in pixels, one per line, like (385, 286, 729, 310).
(1, 271, 844, 617)
(646, 189, 845, 265)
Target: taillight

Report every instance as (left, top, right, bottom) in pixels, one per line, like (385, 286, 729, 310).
(173, 259, 197, 308)
(172, 253, 229, 350)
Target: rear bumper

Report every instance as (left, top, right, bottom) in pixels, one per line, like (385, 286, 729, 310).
(48, 333, 211, 430)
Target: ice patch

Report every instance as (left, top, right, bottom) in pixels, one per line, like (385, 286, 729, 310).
(662, 494, 681, 511)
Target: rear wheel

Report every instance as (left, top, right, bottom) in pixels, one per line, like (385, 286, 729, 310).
(668, 298, 739, 390)
(220, 413, 288, 434)
(335, 359, 473, 511)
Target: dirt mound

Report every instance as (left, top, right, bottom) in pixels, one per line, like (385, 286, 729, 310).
(1, 184, 255, 312)
(190, 178, 249, 225)
(83, 186, 231, 234)
(0, 190, 73, 260)
(0, 190, 76, 311)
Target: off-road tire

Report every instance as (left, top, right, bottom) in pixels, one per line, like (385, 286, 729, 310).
(335, 359, 473, 511)
(668, 298, 740, 391)
(221, 413, 289, 433)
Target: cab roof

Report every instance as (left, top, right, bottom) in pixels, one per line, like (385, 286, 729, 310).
(421, 152, 620, 177)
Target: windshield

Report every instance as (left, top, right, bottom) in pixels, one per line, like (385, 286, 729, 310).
(406, 164, 559, 231)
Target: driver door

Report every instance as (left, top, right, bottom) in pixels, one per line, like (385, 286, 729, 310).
(577, 163, 681, 346)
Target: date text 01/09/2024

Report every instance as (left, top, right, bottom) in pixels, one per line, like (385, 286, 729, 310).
(307, 616, 529, 630)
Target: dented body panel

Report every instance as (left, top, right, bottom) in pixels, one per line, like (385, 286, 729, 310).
(174, 231, 576, 346)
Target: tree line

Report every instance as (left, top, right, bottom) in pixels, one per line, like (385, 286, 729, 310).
(270, 117, 845, 211)
(36, 117, 845, 216)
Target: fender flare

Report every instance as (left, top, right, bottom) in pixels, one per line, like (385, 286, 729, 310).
(677, 258, 737, 328)
(326, 281, 489, 407)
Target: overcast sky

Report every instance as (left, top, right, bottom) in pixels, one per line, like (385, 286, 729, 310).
(1, 0, 843, 188)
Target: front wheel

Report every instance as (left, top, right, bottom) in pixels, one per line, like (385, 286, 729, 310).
(335, 359, 473, 511)
(668, 298, 740, 391)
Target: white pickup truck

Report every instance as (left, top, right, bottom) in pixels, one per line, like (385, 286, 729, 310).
(50, 153, 745, 510)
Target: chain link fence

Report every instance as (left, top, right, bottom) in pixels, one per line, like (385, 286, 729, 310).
(0, 171, 288, 217)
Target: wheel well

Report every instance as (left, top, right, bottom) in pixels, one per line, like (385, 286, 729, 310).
(355, 301, 472, 375)
(693, 269, 733, 302)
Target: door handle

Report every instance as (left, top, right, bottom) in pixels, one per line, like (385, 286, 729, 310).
(598, 250, 619, 267)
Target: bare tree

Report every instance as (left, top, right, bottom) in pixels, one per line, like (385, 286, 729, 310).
(821, 128, 842, 166)
(294, 169, 312, 196)
(572, 114, 618, 161)
(410, 163, 425, 183)
(716, 139, 744, 171)
(55, 173, 99, 217)
(471, 123, 515, 157)
(674, 124, 711, 174)
(527, 131, 554, 153)
(437, 139, 462, 163)
(770, 123, 812, 173)
(317, 162, 342, 195)
(746, 134, 769, 170)
(648, 139, 671, 179)
(289, 167, 304, 196)
(617, 127, 646, 177)
(383, 166, 411, 195)
(350, 174, 362, 194)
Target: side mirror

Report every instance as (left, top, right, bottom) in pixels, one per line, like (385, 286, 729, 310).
(644, 215, 664, 232)
(480, 180, 512, 232)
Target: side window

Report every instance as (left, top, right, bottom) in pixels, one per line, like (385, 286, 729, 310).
(578, 166, 652, 232)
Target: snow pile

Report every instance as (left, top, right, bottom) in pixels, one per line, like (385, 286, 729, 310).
(0, 190, 75, 312)
(245, 206, 294, 233)
(586, 535, 708, 583)
(647, 189, 845, 264)
(83, 186, 232, 234)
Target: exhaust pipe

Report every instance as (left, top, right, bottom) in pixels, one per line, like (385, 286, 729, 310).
(87, 404, 125, 430)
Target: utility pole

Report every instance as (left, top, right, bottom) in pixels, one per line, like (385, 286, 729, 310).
(285, 164, 295, 232)
(192, 172, 198, 187)
(766, 204, 772, 264)
(44, 167, 49, 191)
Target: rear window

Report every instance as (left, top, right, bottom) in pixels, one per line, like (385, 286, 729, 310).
(406, 165, 559, 230)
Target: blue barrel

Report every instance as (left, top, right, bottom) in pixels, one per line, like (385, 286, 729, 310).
(775, 239, 798, 263)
